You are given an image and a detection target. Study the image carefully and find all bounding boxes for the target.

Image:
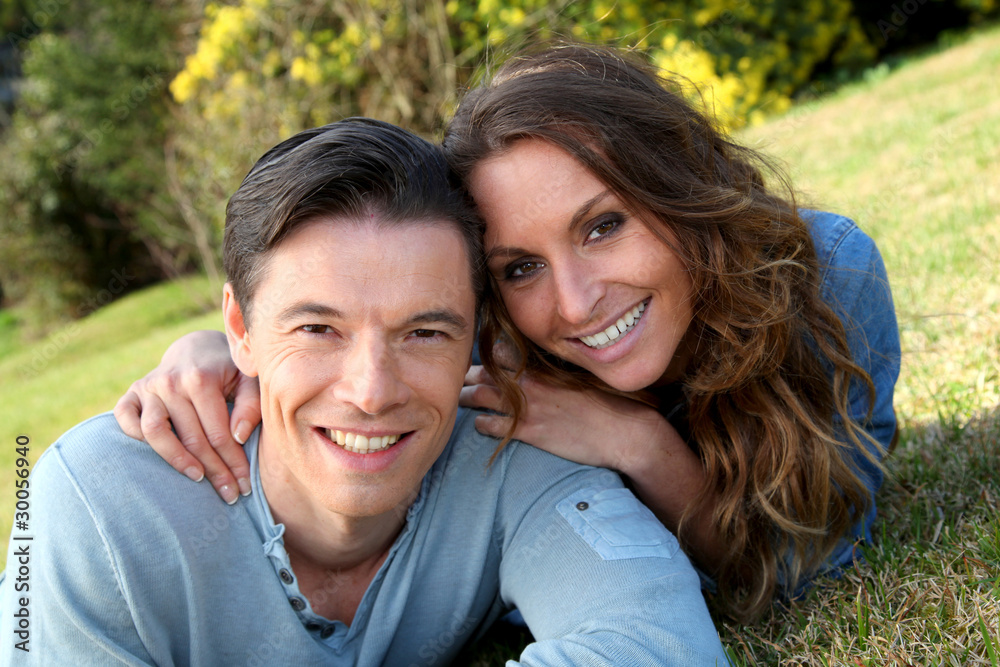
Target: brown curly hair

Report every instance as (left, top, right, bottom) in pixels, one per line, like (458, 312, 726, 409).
(443, 43, 887, 621)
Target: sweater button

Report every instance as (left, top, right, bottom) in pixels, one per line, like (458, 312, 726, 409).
(320, 625, 335, 639)
(279, 568, 294, 584)
(289, 597, 306, 611)
(576, 501, 589, 511)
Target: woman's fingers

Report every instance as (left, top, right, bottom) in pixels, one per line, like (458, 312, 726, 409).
(132, 392, 207, 482)
(221, 375, 262, 496)
(463, 365, 497, 387)
(492, 340, 520, 371)
(113, 388, 145, 441)
(460, 383, 504, 411)
(474, 412, 514, 439)
(230, 374, 263, 446)
(183, 372, 253, 498)
(153, 392, 243, 505)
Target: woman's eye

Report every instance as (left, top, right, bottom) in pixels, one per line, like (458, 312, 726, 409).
(300, 324, 334, 335)
(587, 216, 621, 241)
(508, 260, 543, 278)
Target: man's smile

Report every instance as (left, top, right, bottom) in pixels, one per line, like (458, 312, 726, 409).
(320, 428, 411, 454)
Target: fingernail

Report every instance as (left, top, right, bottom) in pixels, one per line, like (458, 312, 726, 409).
(238, 477, 252, 496)
(184, 467, 204, 483)
(220, 484, 239, 505)
(233, 420, 252, 445)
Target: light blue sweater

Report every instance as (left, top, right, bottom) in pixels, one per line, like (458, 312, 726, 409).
(0, 408, 729, 666)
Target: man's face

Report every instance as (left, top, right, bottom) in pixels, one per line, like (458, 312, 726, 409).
(225, 217, 476, 519)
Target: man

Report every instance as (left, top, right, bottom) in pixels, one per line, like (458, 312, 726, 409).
(0, 119, 729, 665)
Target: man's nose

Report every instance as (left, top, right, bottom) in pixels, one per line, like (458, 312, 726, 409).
(332, 337, 410, 415)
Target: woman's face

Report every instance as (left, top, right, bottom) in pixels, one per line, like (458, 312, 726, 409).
(468, 138, 695, 392)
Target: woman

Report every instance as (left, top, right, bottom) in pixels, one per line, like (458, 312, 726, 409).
(115, 44, 900, 621)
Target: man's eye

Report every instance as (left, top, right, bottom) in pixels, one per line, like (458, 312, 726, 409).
(411, 329, 441, 339)
(300, 324, 334, 334)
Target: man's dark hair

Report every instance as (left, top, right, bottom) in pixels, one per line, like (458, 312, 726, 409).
(224, 117, 484, 322)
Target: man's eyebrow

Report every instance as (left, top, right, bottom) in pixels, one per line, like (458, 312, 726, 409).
(486, 190, 611, 262)
(407, 309, 470, 331)
(276, 302, 344, 324)
(276, 303, 469, 332)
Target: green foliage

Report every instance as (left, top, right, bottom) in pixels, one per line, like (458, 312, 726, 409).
(157, 0, 893, 250)
(450, 0, 878, 126)
(161, 0, 472, 252)
(3, 0, 998, 335)
(0, 0, 199, 329)
(169, 0, 884, 133)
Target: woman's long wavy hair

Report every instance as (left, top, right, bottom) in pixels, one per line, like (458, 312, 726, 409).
(443, 43, 886, 621)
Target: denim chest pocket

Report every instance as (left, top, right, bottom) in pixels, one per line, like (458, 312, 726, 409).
(557, 487, 679, 560)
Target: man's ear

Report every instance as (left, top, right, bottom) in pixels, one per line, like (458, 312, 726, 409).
(222, 283, 259, 378)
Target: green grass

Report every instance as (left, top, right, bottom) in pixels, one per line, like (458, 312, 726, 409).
(1, 23, 999, 664)
(0, 276, 223, 566)
(740, 25, 1000, 428)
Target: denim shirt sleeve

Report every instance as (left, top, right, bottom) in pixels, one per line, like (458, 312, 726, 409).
(0, 437, 156, 666)
(802, 210, 902, 569)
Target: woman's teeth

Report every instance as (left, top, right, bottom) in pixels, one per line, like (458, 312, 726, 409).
(579, 301, 645, 349)
(325, 429, 401, 454)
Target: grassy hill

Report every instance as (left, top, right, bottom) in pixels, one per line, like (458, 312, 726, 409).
(1, 24, 998, 665)
(721, 26, 1000, 665)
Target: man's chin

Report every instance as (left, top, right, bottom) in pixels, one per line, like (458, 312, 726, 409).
(319, 483, 419, 521)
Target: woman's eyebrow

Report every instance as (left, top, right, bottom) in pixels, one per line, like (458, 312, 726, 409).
(567, 190, 611, 232)
(486, 190, 613, 263)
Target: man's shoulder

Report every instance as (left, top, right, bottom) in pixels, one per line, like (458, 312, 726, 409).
(443, 408, 601, 479)
(435, 409, 620, 509)
(33, 411, 237, 529)
(37, 412, 177, 492)
(43, 410, 151, 462)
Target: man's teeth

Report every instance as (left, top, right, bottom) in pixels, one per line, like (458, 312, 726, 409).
(325, 429, 401, 454)
(579, 301, 645, 350)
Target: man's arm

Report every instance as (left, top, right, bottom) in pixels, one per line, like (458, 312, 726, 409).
(495, 444, 730, 666)
(0, 437, 155, 666)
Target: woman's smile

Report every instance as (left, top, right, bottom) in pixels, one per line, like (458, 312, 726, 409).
(576, 298, 647, 350)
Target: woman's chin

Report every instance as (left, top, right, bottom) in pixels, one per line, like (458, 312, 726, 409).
(585, 362, 664, 394)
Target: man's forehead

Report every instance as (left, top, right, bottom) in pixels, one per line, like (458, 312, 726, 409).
(252, 218, 475, 324)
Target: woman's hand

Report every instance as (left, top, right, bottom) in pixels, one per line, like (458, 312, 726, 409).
(113, 330, 262, 504)
(460, 365, 668, 473)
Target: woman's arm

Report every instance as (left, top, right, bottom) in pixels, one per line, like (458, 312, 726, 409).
(113, 330, 262, 503)
(462, 366, 727, 575)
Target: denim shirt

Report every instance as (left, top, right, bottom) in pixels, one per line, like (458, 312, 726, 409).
(802, 210, 901, 570)
(0, 409, 731, 666)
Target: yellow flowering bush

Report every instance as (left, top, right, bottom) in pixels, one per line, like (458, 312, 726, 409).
(165, 0, 888, 246)
(440, 0, 880, 128)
